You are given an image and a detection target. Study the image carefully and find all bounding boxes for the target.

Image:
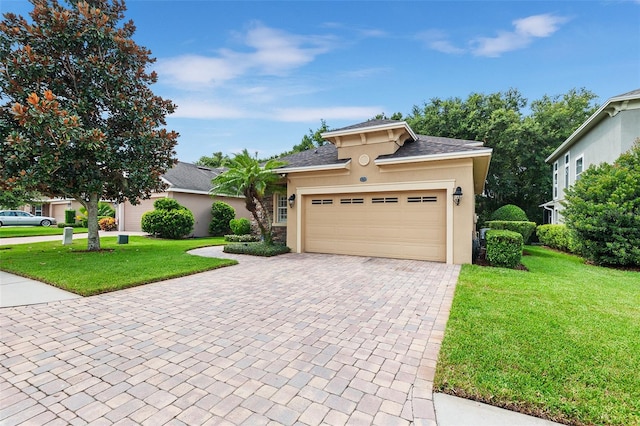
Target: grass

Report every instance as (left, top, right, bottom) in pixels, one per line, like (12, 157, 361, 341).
(0, 226, 89, 238)
(435, 246, 640, 426)
(0, 236, 235, 296)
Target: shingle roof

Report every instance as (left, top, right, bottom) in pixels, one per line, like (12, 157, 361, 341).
(612, 88, 640, 99)
(329, 119, 401, 132)
(278, 134, 487, 169)
(163, 161, 224, 192)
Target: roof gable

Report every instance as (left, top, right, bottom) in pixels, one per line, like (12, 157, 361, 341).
(546, 88, 640, 163)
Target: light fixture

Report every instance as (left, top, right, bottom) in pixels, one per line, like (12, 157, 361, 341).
(288, 194, 296, 208)
(453, 186, 463, 206)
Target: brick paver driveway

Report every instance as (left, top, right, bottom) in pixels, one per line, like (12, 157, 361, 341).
(0, 247, 460, 425)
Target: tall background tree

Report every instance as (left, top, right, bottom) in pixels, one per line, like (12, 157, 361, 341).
(195, 151, 229, 168)
(0, 0, 178, 250)
(211, 149, 285, 245)
(406, 88, 598, 223)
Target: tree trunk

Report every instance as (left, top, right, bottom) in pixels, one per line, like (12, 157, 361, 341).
(86, 193, 101, 251)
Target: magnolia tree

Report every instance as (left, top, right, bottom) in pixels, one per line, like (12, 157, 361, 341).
(0, 0, 178, 250)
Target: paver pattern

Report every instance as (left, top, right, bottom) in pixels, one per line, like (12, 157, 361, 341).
(0, 247, 459, 425)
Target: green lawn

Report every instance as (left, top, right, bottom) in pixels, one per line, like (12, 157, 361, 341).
(435, 246, 639, 425)
(0, 226, 89, 238)
(0, 236, 234, 296)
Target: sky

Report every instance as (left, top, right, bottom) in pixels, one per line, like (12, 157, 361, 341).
(2, 0, 639, 162)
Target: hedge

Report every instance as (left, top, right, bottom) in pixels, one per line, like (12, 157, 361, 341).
(223, 242, 291, 257)
(230, 218, 251, 236)
(536, 224, 580, 253)
(485, 220, 536, 244)
(224, 234, 260, 243)
(486, 229, 523, 269)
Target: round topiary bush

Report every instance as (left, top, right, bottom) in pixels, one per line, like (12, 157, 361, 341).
(141, 198, 194, 239)
(230, 217, 251, 235)
(490, 204, 528, 222)
(209, 201, 235, 236)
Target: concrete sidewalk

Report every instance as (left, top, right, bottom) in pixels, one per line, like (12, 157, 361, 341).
(0, 271, 80, 308)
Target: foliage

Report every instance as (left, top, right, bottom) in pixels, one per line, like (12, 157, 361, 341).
(195, 151, 229, 168)
(272, 120, 330, 159)
(57, 222, 84, 229)
(78, 202, 115, 227)
(211, 149, 286, 245)
(209, 201, 235, 236)
(98, 216, 117, 231)
(0, 187, 41, 209)
(223, 242, 290, 257)
(563, 141, 640, 266)
(0, 236, 232, 296)
(536, 224, 581, 253)
(64, 209, 76, 225)
(435, 246, 640, 425)
(152, 198, 182, 211)
(485, 220, 536, 243)
(229, 217, 251, 235)
(0, 0, 178, 251)
(406, 88, 598, 223)
(224, 234, 260, 242)
(489, 204, 528, 222)
(485, 229, 523, 268)
(141, 199, 194, 239)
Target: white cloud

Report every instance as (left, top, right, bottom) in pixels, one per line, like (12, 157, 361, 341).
(171, 99, 247, 119)
(156, 22, 336, 87)
(273, 106, 383, 122)
(472, 13, 569, 57)
(416, 30, 465, 55)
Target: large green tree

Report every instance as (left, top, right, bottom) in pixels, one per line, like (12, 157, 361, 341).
(195, 151, 229, 168)
(211, 149, 285, 245)
(0, 0, 178, 250)
(406, 88, 598, 223)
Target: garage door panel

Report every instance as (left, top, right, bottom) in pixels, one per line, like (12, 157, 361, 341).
(304, 190, 446, 262)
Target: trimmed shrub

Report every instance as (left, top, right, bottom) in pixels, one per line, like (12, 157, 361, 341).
(486, 220, 536, 244)
(490, 204, 528, 222)
(57, 222, 83, 228)
(536, 224, 581, 253)
(562, 141, 640, 266)
(98, 217, 117, 231)
(64, 209, 76, 224)
(141, 199, 194, 239)
(209, 201, 235, 236)
(486, 230, 523, 269)
(224, 234, 260, 242)
(230, 217, 251, 236)
(152, 198, 182, 211)
(224, 242, 290, 257)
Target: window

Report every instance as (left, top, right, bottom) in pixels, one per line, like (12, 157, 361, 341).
(34, 204, 43, 216)
(371, 197, 398, 204)
(553, 162, 558, 199)
(575, 155, 584, 180)
(276, 194, 287, 223)
(564, 153, 570, 189)
(311, 199, 333, 205)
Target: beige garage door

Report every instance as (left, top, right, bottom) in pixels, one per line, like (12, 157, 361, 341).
(304, 190, 446, 262)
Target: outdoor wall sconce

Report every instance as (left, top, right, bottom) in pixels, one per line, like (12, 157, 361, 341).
(288, 194, 296, 208)
(453, 186, 463, 206)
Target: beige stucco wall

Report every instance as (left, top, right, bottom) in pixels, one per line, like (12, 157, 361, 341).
(286, 156, 477, 264)
(171, 193, 250, 237)
(120, 192, 251, 237)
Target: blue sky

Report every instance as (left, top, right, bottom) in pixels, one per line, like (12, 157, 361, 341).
(3, 0, 640, 162)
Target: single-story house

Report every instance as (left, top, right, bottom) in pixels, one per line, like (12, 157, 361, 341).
(271, 119, 492, 264)
(23, 161, 251, 237)
(541, 88, 640, 223)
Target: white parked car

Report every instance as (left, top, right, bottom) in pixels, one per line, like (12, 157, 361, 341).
(0, 210, 57, 227)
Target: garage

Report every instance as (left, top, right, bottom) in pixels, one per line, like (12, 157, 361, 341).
(303, 190, 446, 261)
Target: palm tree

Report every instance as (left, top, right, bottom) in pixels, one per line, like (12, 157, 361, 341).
(211, 149, 286, 245)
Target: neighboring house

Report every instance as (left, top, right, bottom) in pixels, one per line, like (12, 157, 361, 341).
(542, 89, 640, 224)
(23, 162, 251, 237)
(271, 120, 492, 264)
